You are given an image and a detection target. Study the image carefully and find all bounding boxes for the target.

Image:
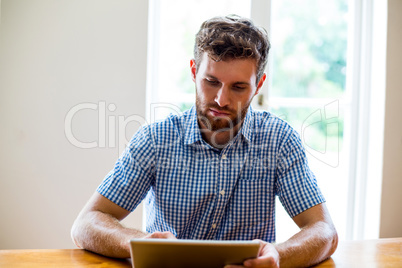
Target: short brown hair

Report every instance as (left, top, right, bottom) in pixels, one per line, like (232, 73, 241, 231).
(194, 15, 270, 85)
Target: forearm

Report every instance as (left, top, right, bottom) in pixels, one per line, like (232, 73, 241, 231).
(274, 221, 338, 268)
(71, 210, 147, 258)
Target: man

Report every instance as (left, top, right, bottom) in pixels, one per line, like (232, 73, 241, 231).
(71, 15, 338, 267)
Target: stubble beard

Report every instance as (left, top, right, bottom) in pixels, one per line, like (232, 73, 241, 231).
(195, 92, 251, 133)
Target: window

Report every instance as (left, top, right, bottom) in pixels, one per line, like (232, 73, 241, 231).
(267, 0, 349, 242)
(147, 0, 385, 241)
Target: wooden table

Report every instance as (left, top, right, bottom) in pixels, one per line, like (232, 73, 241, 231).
(0, 248, 132, 267)
(313, 237, 402, 267)
(0, 238, 401, 267)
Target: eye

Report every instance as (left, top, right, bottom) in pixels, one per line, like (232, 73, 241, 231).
(232, 85, 246, 91)
(205, 79, 220, 86)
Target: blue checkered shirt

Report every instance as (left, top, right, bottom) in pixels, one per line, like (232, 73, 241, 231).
(97, 106, 325, 242)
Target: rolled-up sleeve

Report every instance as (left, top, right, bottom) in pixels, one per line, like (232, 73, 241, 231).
(275, 130, 325, 218)
(97, 125, 155, 212)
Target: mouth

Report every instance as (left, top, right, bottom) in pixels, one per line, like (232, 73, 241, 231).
(209, 108, 231, 117)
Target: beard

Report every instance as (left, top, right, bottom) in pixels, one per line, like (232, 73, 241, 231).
(195, 91, 251, 132)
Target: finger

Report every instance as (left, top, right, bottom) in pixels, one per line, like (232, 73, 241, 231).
(163, 231, 177, 239)
(157, 231, 176, 239)
(243, 256, 278, 268)
(145, 231, 176, 239)
(144, 232, 164, 239)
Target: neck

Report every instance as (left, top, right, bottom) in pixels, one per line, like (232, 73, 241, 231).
(198, 120, 243, 149)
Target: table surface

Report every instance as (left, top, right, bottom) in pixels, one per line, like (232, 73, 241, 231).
(0, 237, 401, 267)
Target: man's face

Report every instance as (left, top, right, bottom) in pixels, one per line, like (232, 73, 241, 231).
(191, 52, 266, 132)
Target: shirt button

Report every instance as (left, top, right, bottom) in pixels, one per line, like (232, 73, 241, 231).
(219, 189, 225, 196)
(222, 154, 227, 160)
(212, 224, 217, 229)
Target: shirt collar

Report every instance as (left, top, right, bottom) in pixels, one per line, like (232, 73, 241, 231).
(184, 105, 254, 145)
(239, 106, 253, 143)
(184, 106, 203, 145)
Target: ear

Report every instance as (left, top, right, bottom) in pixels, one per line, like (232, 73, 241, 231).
(190, 59, 197, 82)
(255, 73, 266, 96)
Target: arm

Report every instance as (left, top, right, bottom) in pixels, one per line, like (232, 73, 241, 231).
(227, 203, 338, 268)
(228, 204, 338, 267)
(71, 192, 146, 258)
(71, 192, 176, 258)
(274, 203, 338, 267)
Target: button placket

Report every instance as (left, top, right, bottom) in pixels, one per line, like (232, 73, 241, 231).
(209, 152, 228, 238)
(218, 153, 227, 199)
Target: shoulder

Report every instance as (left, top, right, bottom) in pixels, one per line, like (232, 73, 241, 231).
(249, 108, 306, 163)
(140, 107, 194, 144)
(251, 108, 299, 143)
(124, 108, 193, 157)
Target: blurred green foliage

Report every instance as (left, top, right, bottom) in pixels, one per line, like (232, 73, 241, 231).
(271, 0, 348, 98)
(268, 0, 348, 153)
(270, 106, 344, 152)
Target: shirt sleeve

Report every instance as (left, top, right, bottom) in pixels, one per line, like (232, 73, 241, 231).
(97, 125, 155, 212)
(275, 129, 325, 218)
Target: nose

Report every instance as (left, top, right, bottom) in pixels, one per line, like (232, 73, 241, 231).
(214, 86, 230, 107)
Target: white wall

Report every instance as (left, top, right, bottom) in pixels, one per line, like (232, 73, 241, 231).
(0, 0, 148, 249)
(379, 0, 402, 238)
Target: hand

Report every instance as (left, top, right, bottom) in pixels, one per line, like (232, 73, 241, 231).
(143, 231, 177, 239)
(225, 240, 279, 268)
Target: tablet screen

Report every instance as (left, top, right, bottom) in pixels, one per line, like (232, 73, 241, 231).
(130, 239, 260, 268)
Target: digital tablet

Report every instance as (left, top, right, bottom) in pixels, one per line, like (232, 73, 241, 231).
(130, 239, 260, 268)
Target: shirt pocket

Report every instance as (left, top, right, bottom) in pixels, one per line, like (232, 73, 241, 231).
(227, 177, 275, 227)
